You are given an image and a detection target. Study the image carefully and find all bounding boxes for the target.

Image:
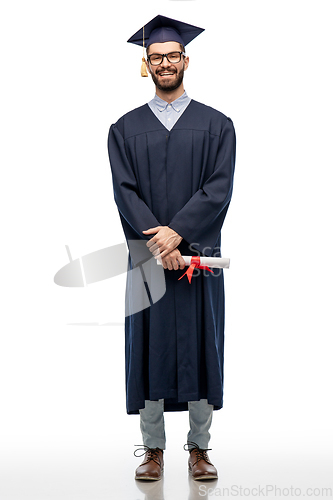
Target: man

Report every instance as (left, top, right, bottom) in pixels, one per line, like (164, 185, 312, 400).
(107, 15, 236, 481)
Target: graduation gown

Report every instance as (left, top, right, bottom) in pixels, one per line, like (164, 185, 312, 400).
(107, 99, 236, 414)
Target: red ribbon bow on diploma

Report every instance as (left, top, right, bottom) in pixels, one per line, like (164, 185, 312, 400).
(178, 256, 214, 284)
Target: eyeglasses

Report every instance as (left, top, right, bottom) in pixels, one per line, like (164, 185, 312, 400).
(147, 51, 186, 66)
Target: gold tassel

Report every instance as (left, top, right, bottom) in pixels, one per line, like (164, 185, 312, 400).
(141, 25, 148, 77)
(141, 57, 148, 77)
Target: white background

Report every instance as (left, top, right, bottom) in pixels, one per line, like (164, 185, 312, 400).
(1, 0, 332, 499)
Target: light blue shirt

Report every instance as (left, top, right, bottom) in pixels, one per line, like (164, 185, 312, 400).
(148, 91, 191, 131)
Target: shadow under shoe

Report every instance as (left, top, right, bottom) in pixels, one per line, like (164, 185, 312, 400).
(184, 441, 218, 481)
(135, 477, 165, 500)
(134, 445, 164, 481)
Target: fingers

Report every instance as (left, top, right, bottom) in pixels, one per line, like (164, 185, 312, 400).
(179, 256, 186, 270)
(145, 227, 181, 254)
(148, 242, 160, 253)
(152, 240, 179, 257)
(163, 256, 179, 270)
(148, 239, 169, 256)
(143, 227, 185, 267)
(142, 226, 161, 234)
(154, 248, 170, 259)
(160, 250, 186, 270)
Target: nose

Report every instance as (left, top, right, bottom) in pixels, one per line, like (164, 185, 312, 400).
(161, 55, 171, 67)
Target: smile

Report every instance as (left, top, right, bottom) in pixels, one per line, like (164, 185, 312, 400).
(158, 72, 175, 77)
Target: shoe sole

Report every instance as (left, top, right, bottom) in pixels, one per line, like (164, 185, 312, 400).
(192, 474, 218, 480)
(135, 475, 162, 481)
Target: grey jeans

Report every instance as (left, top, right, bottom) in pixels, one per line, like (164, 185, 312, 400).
(139, 399, 214, 450)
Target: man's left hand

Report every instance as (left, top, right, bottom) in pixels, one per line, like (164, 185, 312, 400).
(142, 226, 183, 259)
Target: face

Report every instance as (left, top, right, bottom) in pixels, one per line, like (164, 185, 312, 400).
(146, 41, 189, 92)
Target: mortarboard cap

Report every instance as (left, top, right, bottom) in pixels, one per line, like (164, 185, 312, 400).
(127, 15, 204, 77)
(128, 15, 204, 48)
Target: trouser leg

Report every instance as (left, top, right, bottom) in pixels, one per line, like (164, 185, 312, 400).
(187, 399, 214, 449)
(139, 399, 166, 450)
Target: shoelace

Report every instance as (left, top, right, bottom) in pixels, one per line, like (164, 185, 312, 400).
(134, 445, 162, 466)
(183, 441, 213, 466)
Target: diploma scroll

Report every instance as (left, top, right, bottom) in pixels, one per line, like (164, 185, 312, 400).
(156, 255, 230, 268)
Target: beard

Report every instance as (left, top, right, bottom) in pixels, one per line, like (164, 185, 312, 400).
(150, 64, 185, 92)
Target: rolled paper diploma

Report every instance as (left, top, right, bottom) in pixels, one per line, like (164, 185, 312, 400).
(156, 255, 230, 268)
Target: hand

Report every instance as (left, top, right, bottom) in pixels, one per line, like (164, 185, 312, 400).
(142, 226, 183, 259)
(156, 248, 186, 270)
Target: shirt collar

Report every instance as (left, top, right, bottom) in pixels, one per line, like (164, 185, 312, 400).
(152, 91, 190, 113)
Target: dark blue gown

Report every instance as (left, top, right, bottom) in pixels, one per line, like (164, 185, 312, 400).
(107, 100, 236, 414)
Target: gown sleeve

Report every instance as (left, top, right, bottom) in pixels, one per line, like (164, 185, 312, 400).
(107, 123, 161, 240)
(168, 117, 236, 257)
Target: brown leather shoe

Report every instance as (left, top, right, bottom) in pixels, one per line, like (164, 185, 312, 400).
(134, 446, 164, 480)
(185, 442, 218, 480)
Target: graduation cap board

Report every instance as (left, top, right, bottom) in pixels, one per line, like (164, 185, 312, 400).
(127, 15, 205, 77)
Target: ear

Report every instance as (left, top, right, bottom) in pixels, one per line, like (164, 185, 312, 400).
(184, 56, 189, 71)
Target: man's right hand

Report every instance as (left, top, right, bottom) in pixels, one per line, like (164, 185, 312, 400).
(156, 248, 186, 270)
